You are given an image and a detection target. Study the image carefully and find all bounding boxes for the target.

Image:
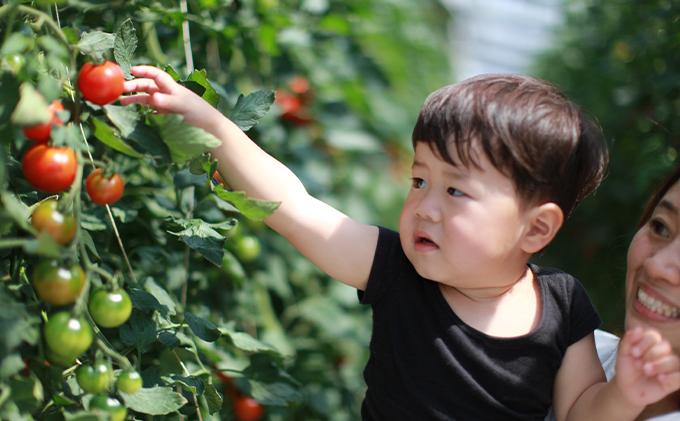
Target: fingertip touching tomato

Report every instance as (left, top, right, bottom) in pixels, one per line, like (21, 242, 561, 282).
(88, 395, 127, 421)
(30, 200, 77, 245)
(86, 169, 124, 205)
(44, 312, 92, 362)
(33, 259, 85, 306)
(233, 396, 264, 421)
(78, 61, 125, 106)
(116, 370, 143, 394)
(88, 287, 132, 328)
(76, 362, 111, 394)
(22, 100, 65, 142)
(22, 143, 77, 193)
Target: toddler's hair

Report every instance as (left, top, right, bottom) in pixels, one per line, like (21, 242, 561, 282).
(412, 73, 608, 218)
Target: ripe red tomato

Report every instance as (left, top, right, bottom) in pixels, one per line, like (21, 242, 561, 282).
(23, 100, 65, 142)
(86, 169, 124, 205)
(88, 287, 132, 328)
(116, 370, 143, 394)
(233, 396, 264, 421)
(30, 200, 77, 245)
(22, 143, 77, 193)
(33, 260, 85, 306)
(76, 362, 111, 394)
(78, 61, 125, 106)
(88, 395, 127, 421)
(44, 312, 92, 362)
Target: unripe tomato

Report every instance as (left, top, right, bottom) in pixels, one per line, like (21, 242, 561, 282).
(116, 370, 143, 394)
(86, 169, 124, 205)
(78, 61, 125, 106)
(44, 312, 92, 361)
(88, 287, 132, 328)
(22, 143, 77, 193)
(32, 260, 85, 306)
(233, 396, 264, 421)
(76, 362, 111, 394)
(233, 235, 261, 263)
(23, 100, 65, 142)
(30, 200, 77, 245)
(88, 395, 127, 421)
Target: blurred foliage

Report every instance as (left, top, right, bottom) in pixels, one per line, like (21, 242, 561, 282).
(531, 0, 680, 332)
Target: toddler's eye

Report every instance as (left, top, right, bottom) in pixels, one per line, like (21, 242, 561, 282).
(447, 187, 464, 196)
(412, 178, 426, 189)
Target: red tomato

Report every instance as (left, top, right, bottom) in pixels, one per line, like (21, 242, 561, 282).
(86, 169, 124, 205)
(23, 100, 65, 142)
(78, 61, 125, 106)
(233, 396, 264, 421)
(30, 200, 77, 245)
(288, 76, 310, 94)
(22, 143, 77, 193)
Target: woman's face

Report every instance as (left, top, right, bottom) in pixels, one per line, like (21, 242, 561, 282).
(626, 180, 680, 351)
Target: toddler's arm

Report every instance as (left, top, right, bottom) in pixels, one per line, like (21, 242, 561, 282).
(122, 66, 379, 290)
(552, 327, 680, 421)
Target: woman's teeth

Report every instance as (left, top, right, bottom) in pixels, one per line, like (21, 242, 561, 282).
(638, 288, 680, 318)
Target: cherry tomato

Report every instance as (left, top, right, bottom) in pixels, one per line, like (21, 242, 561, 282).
(213, 170, 228, 188)
(86, 169, 124, 205)
(233, 396, 264, 421)
(78, 61, 125, 106)
(88, 287, 132, 328)
(33, 260, 85, 306)
(76, 362, 111, 394)
(116, 370, 142, 394)
(88, 395, 127, 421)
(288, 76, 310, 94)
(44, 312, 92, 361)
(30, 200, 77, 245)
(22, 143, 77, 193)
(23, 100, 65, 142)
(233, 235, 261, 263)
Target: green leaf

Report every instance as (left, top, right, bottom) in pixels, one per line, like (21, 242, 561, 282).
(0, 192, 30, 230)
(228, 90, 275, 132)
(221, 326, 275, 353)
(189, 154, 218, 176)
(128, 288, 170, 317)
(187, 70, 220, 108)
(184, 312, 221, 342)
(0, 73, 21, 131)
(213, 186, 279, 221)
(168, 375, 204, 395)
(63, 411, 99, 421)
(164, 216, 226, 266)
(10, 83, 49, 127)
(77, 31, 115, 58)
(0, 353, 25, 379)
(203, 381, 223, 414)
(89, 117, 145, 158)
(119, 313, 157, 352)
(143, 277, 177, 316)
(22, 235, 61, 258)
(249, 379, 304, 406)
(158, 330, 195, 349)
(119, 386, 188, 415)
(103, 103, 141, 138)
(149, 113, 221, 164)
(0, 33, 34, 55)
(114, 18, 138, 79)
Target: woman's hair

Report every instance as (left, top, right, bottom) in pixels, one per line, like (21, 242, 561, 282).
(637, 163, 680, 230)
(412, 73, 609, 219)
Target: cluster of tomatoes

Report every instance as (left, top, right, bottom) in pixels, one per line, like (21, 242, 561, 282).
(214, 370, 265, 421)
(21, 60, 138, 421)
(274, 76, 314, 126)
(21, 60, 125, 202)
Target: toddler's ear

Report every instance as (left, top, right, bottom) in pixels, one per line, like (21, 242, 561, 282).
(521, 203, 564, 254)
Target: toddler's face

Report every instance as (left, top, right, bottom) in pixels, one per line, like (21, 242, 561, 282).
(398, 142, 533, 294)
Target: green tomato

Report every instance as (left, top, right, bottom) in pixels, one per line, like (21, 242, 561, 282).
(44, 312, 92, 361)
(32, 259, 85, 306)
(88, 287, 132, 328)
(88, 395, 127, 421)
(233, 235, 261, 263)
(116, 370, 143, 394)
(76, 362, 111, 394)
(30, 199, 77, 245)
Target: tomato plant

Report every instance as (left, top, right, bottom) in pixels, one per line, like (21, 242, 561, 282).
(76, 362, 112, 394)
(88, 395, 127, 421)
(30, 199, 77, 245)
(86, 168, 124, 205)
(43, 312, 92, 364)
(32, 259, 85, 306)
(21, 143, 77, 193)
(88, 287, 132, 328)
(78, 61, 125, 106)
(234, 396, 264, 421)
(116, 370, 142, 394)
(23, 100, 65, 142)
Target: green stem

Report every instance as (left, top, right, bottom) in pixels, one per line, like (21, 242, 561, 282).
(0, 238, 29, 249)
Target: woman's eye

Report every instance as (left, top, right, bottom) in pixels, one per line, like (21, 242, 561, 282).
(447, 187, 464, 196)
(412, 178, 426, 189)
(650, 219, 669, 237)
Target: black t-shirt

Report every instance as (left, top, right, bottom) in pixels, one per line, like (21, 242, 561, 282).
(358, 227, 601, 421)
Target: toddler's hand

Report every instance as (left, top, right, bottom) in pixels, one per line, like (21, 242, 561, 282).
(121, 66, 224, 131)
(613, 325, 680, 406)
